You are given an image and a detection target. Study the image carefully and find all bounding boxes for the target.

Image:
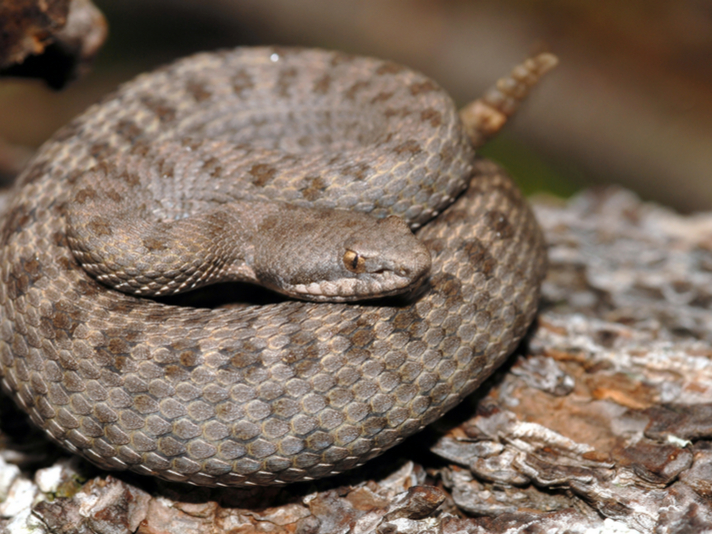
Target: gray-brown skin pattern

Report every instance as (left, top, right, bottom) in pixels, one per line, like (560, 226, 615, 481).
(0, 47, 547, 487)
(65, 161, 433, 302)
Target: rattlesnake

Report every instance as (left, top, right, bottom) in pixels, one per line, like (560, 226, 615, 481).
(0, 47, 552, 486)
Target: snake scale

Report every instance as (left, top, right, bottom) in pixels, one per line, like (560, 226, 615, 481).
(0, 47, 551, 487)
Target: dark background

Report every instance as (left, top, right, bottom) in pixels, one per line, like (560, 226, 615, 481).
(2, 0, 712, 211)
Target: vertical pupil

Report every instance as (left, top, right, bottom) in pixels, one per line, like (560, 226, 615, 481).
(351, 254, 359, 269)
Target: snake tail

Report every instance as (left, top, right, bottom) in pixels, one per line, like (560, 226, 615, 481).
(460, 52, 559, 148)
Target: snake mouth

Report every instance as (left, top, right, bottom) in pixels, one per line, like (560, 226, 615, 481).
(291, 270, 426, 302)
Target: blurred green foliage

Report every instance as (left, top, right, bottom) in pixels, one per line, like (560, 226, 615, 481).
(480, 134, 582, 198)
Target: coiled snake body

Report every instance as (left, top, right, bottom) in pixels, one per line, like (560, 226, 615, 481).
(0, 47, 549, 486)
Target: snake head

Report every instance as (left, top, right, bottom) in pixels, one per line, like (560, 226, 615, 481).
(253, 208, 431, 302)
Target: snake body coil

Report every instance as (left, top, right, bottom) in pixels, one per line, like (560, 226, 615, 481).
(0, 47, 547, 486)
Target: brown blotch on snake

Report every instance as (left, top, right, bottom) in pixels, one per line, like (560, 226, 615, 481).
(0, 47, 556, 487)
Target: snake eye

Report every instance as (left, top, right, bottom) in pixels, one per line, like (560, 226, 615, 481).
(343, 250, 367, 273)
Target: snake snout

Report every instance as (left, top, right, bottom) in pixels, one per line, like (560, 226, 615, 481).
(377, 216, 431, 279)
(348, 215, 431, 284)
(397, 241, 431, 285)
